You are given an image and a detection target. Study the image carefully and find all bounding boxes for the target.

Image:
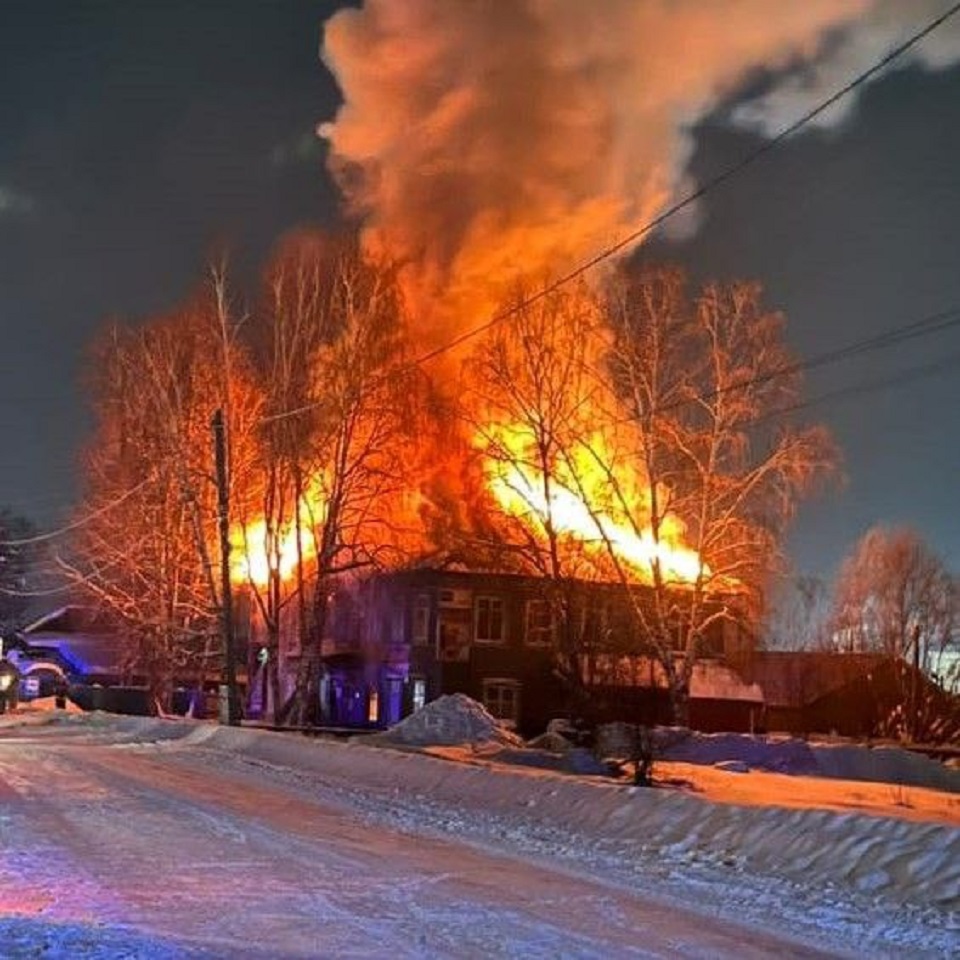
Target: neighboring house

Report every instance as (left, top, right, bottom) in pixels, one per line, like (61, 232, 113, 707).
(249, 565, 754, 737)
(732, 651, 960, 741)
(11, 606, 129, 685)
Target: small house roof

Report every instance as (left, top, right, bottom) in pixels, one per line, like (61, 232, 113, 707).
(732, 651, 888, 709)
(17, 605, 128, 677)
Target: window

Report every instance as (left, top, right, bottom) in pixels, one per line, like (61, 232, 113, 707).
(411, 594, 431, 646)
(525, 599, 555, 646)
(411, 678, 427, 712)
(482, 679, 521, 728)
(367, 689, 379, 724)
(475, 596, 505, 643)
(436, 612, 471, 661)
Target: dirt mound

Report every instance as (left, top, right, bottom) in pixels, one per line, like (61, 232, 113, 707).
(369, 694, 524, 748)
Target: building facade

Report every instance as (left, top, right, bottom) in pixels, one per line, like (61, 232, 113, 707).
(251, 567, 753, 737)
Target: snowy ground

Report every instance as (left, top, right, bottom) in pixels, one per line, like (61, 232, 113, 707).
(0, 707, 957, 958)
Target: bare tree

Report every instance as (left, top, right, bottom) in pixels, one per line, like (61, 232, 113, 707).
(269, 242, 421, 726)
(465, 280, 614, 707)
(234, 234, 336, 720)
(470, 267, 835, 724)
(596, 267, 836, 723)
(65, 278, 260, 712)
(831, 525, 956, 738)
(832, 526, 955, 659)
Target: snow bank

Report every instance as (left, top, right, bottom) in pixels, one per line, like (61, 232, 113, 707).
(117, 718, 958, 911)
(654, 730, 820, 775)
(650, 730, 960, 793)
(13, 711, 957, 952)
(365, 693, 524, 748)
(812, 742, 960, 792)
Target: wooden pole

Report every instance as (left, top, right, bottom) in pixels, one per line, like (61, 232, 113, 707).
(213, 408, 240, 725)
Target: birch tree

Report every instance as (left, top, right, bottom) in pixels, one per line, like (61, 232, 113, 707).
(66, 278, 259, 711)
(471, 267, 835, 725)
(831, 525, 956, 738)
(269, 241, 420, 726)
(465, 280, 619, 704)
(234, 234, 335, 720)
(598, 266, 836, 722)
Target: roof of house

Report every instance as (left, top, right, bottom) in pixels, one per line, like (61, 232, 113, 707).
(587, 655, 764, 703)
(731, 651, 889, 709)
(22, 605, 117, 636)
(17, 605, 129, 677)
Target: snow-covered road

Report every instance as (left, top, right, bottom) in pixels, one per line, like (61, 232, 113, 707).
(1, 713, 956, 958)
(0, 716, 847, 959)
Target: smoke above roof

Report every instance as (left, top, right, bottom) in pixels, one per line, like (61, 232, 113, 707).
(318, 1, 959, 337)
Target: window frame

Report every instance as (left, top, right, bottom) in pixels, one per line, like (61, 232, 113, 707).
(524, 598, 556, 647)
(411, 677, 427, 713)
(481, 677, 521, 729)
(411, 594, 431, 646)
(474, 594, 506, 645)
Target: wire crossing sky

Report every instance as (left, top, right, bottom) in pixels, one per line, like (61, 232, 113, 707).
(0, 1, 959, 576)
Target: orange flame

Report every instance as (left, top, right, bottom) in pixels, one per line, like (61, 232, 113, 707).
(480, 422, 707, 585)
(230, 485, 324, 587)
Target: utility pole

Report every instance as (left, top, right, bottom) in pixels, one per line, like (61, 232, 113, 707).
(910, 622, 921, 742)
(213, 408, 240, 726)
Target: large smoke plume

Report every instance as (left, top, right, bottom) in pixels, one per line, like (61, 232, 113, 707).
(319, 0, 959, 340)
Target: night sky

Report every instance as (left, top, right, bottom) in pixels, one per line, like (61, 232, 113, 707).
(1, 1, 958, 578)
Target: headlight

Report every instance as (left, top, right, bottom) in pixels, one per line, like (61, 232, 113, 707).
(0, 674, 12, 692)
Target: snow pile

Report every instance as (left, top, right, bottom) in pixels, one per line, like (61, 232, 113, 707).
(367, 694, 524, 748)
(174, 721, 960, 914)
(813, 742, 960, 792)
(650, 729, 959, 792)
(656, 731, 821, 776)
(526, 730, 576, 752)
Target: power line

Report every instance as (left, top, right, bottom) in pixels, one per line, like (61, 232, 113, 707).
(0, 478, 151, 548)
(753, 350, 960, 426)
(262, 0, 960, 425)
(630, 305, 960, 423)
(7, 3, 959, 532)
(548, 300, 960, 427)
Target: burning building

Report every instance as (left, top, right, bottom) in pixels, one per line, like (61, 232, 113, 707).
(228, 0, 870, 727)
(239, 562, 755, 737)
